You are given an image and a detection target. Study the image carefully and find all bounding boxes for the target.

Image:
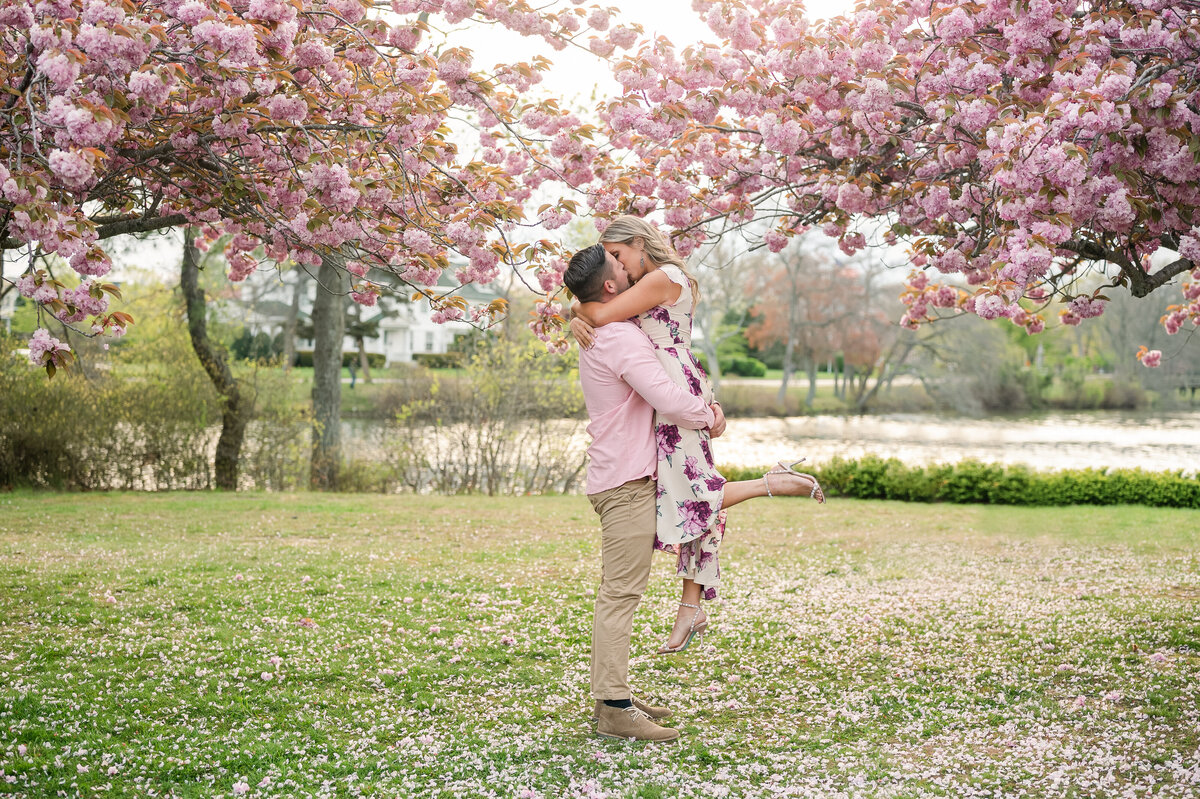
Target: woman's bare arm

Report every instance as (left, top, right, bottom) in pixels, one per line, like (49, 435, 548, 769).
(575, 270, 682, 326)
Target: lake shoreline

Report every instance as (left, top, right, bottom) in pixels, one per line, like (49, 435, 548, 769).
(705, 410, 1200, 474)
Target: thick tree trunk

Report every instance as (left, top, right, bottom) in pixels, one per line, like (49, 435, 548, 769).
(282, 271, 304, 371)
(310, 251, 347, 490)
(181, 227, 248, 491)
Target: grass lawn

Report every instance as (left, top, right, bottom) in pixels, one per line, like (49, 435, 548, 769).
(1, 493, 1197, 797)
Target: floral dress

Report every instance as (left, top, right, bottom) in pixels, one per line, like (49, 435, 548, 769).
(636, 265, 727, 601)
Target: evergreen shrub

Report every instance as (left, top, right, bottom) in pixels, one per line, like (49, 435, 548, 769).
(294, 350, 386, 368)
(718, 456, 1200, 508)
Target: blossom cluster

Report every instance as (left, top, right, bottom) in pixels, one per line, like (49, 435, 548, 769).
(1, 0, 630, 370)
(590, 0, 1200, 353)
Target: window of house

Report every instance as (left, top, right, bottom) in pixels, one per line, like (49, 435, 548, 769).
(425, 331, 435, 352)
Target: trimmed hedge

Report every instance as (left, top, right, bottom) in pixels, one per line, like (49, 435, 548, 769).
(294, 350, 386, 369)
(412, 352, 463, 369)
(693, 351, 767, 378)
(719, 456, 1200, 508)
(724, 356, 767, 377)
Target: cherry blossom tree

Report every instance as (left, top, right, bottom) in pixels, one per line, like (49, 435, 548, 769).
(586, 0, 1200, 366)
(1, 0, 628, 376)
(181, 227, 249, 490)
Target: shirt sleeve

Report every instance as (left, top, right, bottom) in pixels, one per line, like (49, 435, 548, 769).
(607, 325, 713, 430)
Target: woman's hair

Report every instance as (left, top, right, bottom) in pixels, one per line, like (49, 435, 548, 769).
(599, 215, 700, 304)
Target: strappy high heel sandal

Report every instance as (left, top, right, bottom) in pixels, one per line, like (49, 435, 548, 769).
(763, 458, 826, 504)
(655, 602, 708, 655)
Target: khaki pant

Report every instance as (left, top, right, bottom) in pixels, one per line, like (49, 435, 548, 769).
(588, 477, 657, 700)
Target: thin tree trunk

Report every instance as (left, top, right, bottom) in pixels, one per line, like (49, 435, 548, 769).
(310, 251, 347, 490)
(357, 337, 372, 383)
(856, 336, 918, 412)
(805, 355, 818, 409)
(694, 302, 723, 392)
(283, 271, 304, 371)
(778, 331, 794, 409)
(181, 226, 248, 491)
(700, 338, 722, 392)
(351, 302, 373, 383)
(0, 250, 9, 333)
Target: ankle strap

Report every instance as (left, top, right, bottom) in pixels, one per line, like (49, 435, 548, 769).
(679, 602, 700, 610)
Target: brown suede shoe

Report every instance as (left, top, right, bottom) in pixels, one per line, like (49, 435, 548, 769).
(592, 698, 672, 721)
(596, 704, 680, 742)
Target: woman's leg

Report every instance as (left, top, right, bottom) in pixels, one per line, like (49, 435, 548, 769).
(721, 469, 822, 509)
(664, 579, 706, 650)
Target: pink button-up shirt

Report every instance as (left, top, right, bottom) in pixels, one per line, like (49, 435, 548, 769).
(578, 320, 715, 495)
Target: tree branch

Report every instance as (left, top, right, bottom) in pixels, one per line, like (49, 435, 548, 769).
(2, 212, 188, 251)
(1147, 257, 1197, 293)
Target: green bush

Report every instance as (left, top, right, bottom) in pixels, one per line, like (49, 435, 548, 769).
(717, 456, 1200, 508)
(230, 328, 280, 362)
(382, 339, 587, 495)
(1, 333, 312, 491)
(294, 350, 386, 369)
(412, 352, 462, 370)
(722, 356, 767, 378)
(0, 334, 219, 490)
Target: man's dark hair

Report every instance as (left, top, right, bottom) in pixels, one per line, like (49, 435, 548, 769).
(563, 243, 611, 303)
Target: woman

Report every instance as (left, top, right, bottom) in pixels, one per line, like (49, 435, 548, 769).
(570, 216, 825, 655)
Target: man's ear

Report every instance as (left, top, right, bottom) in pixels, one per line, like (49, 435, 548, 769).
(600, 278, 616, 296)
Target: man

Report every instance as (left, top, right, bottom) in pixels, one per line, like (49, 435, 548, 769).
(563, 243, 726, 742)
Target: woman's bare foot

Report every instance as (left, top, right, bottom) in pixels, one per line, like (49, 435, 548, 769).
(658, 602, 707, 654)
(762, 471, 825, 502)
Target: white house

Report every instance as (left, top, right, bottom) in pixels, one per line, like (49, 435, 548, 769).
(226, 266, 500, 365)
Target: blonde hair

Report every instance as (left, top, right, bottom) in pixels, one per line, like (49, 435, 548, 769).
(599, 215, 700, 305)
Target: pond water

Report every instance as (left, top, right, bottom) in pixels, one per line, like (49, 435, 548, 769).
(344, 411, 1200, 475)
(710, 411, 1200, 473)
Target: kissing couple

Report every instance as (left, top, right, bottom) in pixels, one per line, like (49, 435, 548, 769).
(565, 215, 826, 741)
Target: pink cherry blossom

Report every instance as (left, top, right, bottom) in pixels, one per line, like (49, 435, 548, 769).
(591, 0, 1200, 356)
(27, 328, 70, 366)
(47, 149, 95, 189)
(1137, 347, 1162, 368)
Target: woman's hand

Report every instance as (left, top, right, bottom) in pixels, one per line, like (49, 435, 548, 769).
(570, 316, 597, 350)
(708, 402, 726, 438)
